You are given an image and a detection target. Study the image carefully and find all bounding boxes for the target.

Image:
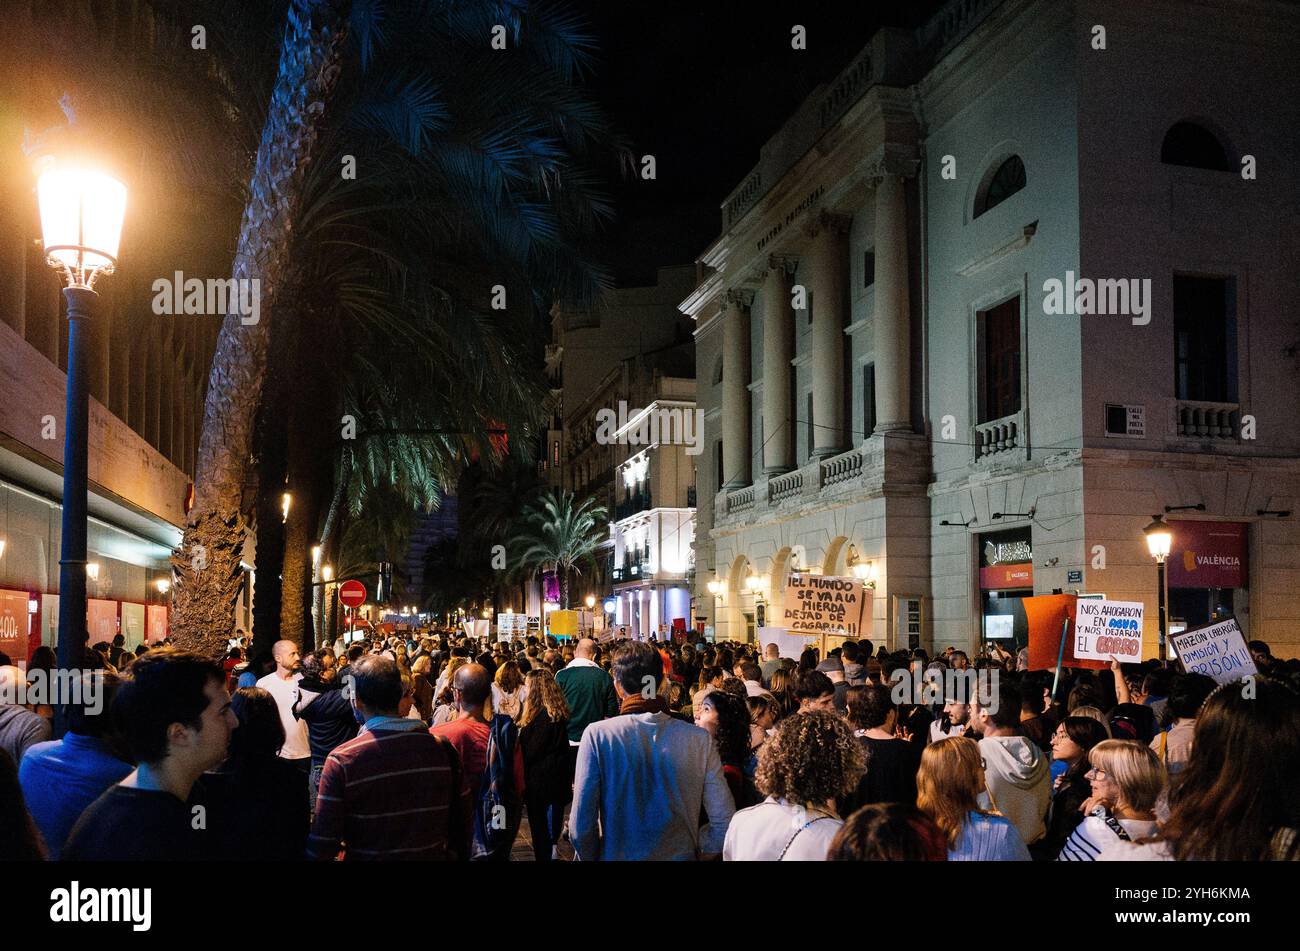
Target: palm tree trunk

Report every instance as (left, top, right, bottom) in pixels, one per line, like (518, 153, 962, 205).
(170, 0, 352, 658)
(313, 445, 349, 642)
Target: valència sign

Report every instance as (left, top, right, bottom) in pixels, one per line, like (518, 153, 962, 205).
(780, 573, 869, 636)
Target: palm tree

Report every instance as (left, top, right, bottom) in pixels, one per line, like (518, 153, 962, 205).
(511, 489, 606, 609)
(169, 0, 619, 655)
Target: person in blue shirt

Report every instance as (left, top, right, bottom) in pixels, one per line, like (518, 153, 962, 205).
(18, 671, 132, 860)
(917, 735, 1030, 861)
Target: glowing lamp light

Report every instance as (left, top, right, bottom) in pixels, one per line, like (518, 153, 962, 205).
(603, 598, 617, 614)
(585, 594, 596, 608)
(85, 562, 100, 581)
(706, 578, 722, 596)
(156, 578, 171, 595)
(37, 164, 127, 289)
(744, 573, 763, 593)
(281, 492, 292, 523)
(321, 564, 334, 582)
(0, 538, 6, 559)
(1144, 515, 1172, 563)
(311, 545, 322, 565)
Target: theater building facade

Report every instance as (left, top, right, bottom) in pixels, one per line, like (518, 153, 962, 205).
(685, 0, 1300, 658)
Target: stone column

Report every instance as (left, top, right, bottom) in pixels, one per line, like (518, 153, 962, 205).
(873, 173, 911, 433)
(110, 304, 131, 421)
(145, 326, 161, 447)
(761, 259, 795, 476)
(159, 324, 175, 459)
(720, 290, 753, 488)
(88, 303, 111, 406)
(807, 212, 850, 458)
(0, 177, 26, 339)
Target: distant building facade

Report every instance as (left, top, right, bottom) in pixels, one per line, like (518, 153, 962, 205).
(685, 0, 1300, 657)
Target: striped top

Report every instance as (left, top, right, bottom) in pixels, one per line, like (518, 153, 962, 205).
(307, 720, 460, 861)
(1058, 814, 1158, 861)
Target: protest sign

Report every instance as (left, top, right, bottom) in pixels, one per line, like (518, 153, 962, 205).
(1170, 616, 1258, 685)
(757, 626, 815, 661)
(549, 610, 578, 637)
(1074, 599, 1145, 662)
(1025, 594, 1105, 671)
(779, 574, 868, 636)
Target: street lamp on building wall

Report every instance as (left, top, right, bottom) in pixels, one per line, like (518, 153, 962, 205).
(36, 158, 127, 736)
(1144, 515, 1173, 664)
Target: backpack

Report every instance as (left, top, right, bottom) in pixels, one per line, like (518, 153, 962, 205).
(469, 714, 522, 861)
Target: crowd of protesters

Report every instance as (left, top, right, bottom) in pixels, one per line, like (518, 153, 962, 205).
(1, 628, 1297, 862)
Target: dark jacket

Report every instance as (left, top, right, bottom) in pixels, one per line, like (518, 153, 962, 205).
(293, 677, 359, 766)
(518, 708, 573, 804)
(204, 756, 309, 860)
(1037, 765, 1091, 860)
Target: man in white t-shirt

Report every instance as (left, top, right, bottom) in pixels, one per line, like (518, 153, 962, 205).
(256, 640, 312, 772)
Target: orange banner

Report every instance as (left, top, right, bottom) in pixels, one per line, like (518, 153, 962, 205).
(1025, 594, 1105, 671)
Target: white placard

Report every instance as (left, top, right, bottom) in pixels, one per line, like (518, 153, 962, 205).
(1074, 599, 1145, 662)
(1170, 617, 1258, 685)
(759, 626, 816, 661)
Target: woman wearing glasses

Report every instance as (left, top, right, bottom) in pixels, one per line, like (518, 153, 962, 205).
(1056, 740, 1164, 861)
(1035, 717, 1111, 859)
(916, 736, 1030, 861)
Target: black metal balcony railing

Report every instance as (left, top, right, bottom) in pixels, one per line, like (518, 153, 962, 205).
(615, 489, 652, 521)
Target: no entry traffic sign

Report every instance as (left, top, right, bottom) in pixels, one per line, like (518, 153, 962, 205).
(339, 579, 367, 608)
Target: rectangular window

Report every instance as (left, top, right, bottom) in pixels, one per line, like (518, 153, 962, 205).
(863, 363, 877, 436)
(715, 441, 724, 496)
(806, 391, 815, 457)
(863, 250, 876, 289)
(978, 296, 1021, 424)
(1174, 276, 1237, 402)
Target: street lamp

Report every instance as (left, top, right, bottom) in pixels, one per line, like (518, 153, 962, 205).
(847, 544, 876, 588)
(38, 159, 126, 734)
(281, 492, 292, 523)
(1144, 515, 1173, 664)
(585, 594, 596, 609)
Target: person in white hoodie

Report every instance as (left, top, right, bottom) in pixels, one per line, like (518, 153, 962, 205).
(970, 681, 1051, 846)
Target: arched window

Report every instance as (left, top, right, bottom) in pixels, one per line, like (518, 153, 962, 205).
(711, 356, 724, 385)
(974, 155, 1026, 218)
(1160, 121, 1230, 171)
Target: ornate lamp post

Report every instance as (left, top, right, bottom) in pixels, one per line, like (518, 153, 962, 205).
(36, 160, 126, 735)
(1144, 515, 1173, 664)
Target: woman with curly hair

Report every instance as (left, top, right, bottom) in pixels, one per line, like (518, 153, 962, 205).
(722, 710, 865, 860)
(694, 689, 759, 807)
(916, 735, 1030, 861)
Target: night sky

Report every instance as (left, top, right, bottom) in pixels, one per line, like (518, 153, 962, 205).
(572, 0, 945, 285)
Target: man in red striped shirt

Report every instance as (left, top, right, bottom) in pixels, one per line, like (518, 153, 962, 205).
(307, 655, 462, 860)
